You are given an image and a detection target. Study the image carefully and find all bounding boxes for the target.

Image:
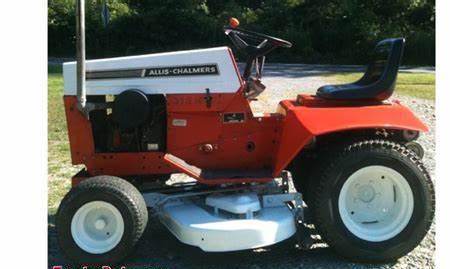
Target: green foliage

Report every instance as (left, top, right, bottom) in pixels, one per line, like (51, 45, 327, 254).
(48, 64, 62, 74)
(48, 0, 435, 65)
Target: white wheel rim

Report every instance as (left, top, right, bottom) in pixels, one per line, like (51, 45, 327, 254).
(338, 165, 414, 242)
(71, 201, 124, 254)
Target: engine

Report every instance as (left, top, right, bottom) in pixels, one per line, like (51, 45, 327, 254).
(88, 90, 167, 153)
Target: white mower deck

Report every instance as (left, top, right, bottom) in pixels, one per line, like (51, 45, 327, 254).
(144, 187, 301, 252)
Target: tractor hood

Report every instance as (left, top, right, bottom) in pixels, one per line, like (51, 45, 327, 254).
(63, 47, 242, 96)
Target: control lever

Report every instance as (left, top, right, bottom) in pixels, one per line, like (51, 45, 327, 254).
(255, 56, 265, 79)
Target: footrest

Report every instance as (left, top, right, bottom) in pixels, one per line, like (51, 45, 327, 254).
(164, 153, 202, 178)
(163, 153, 273, 185)
(201, 168, 272, 179)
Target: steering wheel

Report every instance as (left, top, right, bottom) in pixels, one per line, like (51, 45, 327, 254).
(224, 18, 292, 58)
(224, 18, 292, 80)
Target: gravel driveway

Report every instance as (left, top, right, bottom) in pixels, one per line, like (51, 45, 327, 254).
(48, 73, 435, 268)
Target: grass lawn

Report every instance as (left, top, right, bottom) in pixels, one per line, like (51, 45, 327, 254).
(323, 72, 435, 100)
(48, 71, 80, 215)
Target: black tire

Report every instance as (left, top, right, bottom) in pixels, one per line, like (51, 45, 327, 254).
(309, 140, 434, 263)
(56, 176, 148, 264)
(290, 152, 316, 203)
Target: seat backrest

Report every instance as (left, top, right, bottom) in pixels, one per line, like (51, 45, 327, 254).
(358, 38, 405, 100)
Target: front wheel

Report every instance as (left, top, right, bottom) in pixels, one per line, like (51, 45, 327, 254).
(310, 140, 434, 263)
(56, 176, 148, 264)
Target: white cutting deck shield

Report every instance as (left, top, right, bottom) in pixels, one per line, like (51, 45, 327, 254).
(156, 193, 297, 252)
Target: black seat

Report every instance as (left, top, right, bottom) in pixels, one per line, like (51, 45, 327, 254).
(316, 38, 405, 101)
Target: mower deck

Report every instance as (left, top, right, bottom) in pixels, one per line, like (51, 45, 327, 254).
(144, 187, 300, 252)
(160, 200, 296, 252)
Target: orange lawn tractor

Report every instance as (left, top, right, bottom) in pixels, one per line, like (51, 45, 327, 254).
(56, 1, 435, 264)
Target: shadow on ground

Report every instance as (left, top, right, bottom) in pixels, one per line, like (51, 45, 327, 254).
(48, 214, 396, 269)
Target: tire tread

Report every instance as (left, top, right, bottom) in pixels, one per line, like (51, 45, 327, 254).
(57, 176, 148, 263)
(309, 139, 435, 262)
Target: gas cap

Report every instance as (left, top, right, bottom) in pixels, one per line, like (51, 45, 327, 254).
(200, 144, 214, 153)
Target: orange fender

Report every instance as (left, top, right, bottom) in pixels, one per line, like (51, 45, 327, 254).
(272, 96, 428, 176)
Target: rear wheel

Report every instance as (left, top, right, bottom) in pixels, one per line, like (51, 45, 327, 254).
(290, 152, 316, 203)
(310, 140, 434, 262)
(56, 176, 148, 263)
(338, 165, 414, 242)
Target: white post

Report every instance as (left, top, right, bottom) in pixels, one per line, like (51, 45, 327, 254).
(76, 0, 87, 113)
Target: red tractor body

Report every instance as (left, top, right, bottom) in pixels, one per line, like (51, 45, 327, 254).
(64, 64, 427, 185)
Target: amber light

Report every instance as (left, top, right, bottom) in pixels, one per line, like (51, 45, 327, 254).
(229, 17, 240, 28)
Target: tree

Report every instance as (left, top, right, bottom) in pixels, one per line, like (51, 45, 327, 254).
(48, 0, 435, 65)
